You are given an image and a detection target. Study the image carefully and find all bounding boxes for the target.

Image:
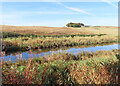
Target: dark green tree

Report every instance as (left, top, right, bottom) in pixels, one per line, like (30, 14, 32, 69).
(66, 22, 84, 27)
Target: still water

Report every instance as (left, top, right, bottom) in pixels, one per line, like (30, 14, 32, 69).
(1, 44, 118, 62)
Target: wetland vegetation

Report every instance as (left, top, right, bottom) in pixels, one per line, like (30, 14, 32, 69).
(1, 25, 119, 85)
(2, 49, 119, 84)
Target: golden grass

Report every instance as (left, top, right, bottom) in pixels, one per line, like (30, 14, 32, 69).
(1, 25, 92, 35)
(4, 35, 117, 52)
(81, 26, 118, 36)
(1, 25, 118, 36)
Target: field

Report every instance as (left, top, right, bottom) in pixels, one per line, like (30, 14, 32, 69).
(1, 25, 119, 85)
(1, 25, 92, 35)
(1, 25, 118, 36)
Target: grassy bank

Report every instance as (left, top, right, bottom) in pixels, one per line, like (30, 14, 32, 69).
(3, 35, 117, 51)
(2, 32, 106, 38)
(2, 49, 119, 84)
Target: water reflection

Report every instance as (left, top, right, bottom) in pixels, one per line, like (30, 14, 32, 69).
(1, 44, 118, 62)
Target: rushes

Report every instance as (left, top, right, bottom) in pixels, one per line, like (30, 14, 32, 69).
(3, 35, 118, 52)
(2, 32, 106, 38)
(2, 49, 119, 84)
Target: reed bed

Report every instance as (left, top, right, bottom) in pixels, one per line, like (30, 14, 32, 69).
(2, 49, 119, 84)
(2, 32, 106, 38)
(3, 35, 117, 51)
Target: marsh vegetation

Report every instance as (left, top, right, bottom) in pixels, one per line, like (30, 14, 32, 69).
(2, 49, 119, 84)
(1, 25, 119, 85)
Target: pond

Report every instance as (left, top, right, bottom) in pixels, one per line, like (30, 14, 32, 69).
(0, 44, 118, 62)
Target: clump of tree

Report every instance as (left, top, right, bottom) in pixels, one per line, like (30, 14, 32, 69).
(66, 22, 84, 27)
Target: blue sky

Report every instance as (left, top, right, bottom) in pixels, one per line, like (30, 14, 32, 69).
(2, 1, 118, 27)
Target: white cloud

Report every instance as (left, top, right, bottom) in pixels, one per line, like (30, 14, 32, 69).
(65, 7, 93, 15)
(56, 2, 94, 16)
(102, 0, 118, 8)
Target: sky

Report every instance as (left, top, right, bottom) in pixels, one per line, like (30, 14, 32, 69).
(1, 1, 118, 27)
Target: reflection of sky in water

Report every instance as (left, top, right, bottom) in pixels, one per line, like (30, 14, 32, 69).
(1, 44, 118, 62)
